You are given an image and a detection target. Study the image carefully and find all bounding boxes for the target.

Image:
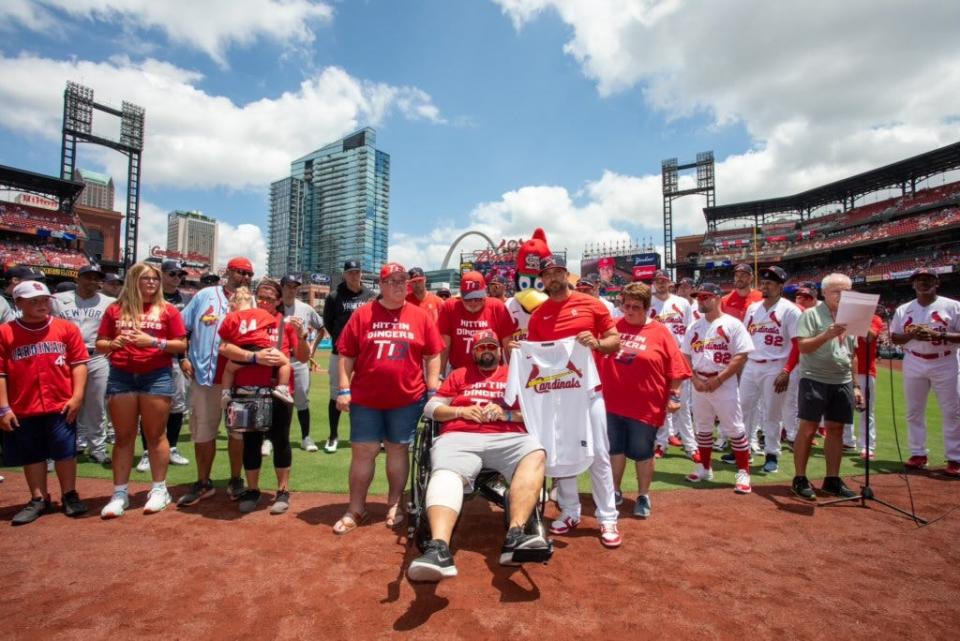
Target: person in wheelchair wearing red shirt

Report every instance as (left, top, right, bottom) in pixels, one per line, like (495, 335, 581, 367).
(408, 330, 550, 582)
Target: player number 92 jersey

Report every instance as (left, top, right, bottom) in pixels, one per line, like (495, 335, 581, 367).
(743, 298, 800, 360)
(681, 313, 753, 374)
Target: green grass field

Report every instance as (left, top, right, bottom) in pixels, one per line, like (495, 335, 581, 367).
(19, 353, 947, 495)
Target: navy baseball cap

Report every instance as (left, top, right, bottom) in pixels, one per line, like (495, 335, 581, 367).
(653, 269, 671, 281)
(78, 264, 105, 277)
(539, 255, 567, 274)
(909, 268, 938, 281)
(678, 277, 695, 287)
(408, 267, 426, 281)
(759, 266, 788, 283)
(103, 273, 122, 284)
(55, 281, 77, 293)
(694, 282, 724, 297)
(343, 259, 361, 272)
(280, 273, 302, 286)
(200, 272, 220, 285)
(734, 263, 753, 274)
(5, 265, 44, 281)
(161, 259, 186, 275)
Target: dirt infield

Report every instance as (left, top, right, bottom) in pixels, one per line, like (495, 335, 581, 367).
(2, 471, 958, 641)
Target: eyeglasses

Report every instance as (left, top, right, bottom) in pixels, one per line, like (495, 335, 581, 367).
(473, 343, 499, 352)
(621, 303, 645, 311)
(233, 270, 254, 277)
(139, 276, 160, 282)
(256, 295, 277, 303)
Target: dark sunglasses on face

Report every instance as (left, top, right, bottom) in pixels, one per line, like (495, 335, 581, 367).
(234, 270, 254, 277)
(473, 343, 499, 352)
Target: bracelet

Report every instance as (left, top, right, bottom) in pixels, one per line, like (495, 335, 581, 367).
(337, 389, 351, 396)
(157, 339, 168, 352)
(0, 406, 11, 417)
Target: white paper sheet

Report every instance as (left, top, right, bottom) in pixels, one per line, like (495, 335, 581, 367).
(836, 291, 880, 338)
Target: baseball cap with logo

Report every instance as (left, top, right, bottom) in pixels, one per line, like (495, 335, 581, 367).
(734, 263, 753, 274)
(380, 262, 406, 281)
(795, 282, 817, 298)
(694, 282, 724, 297)
(78, 264, 105, 277)
(13, 280, 51, 299)
(471, 329, 500, 348)
(161, 259, 186, 275)
(759, 266, 788, 283)
(460, 271, 488, 300)
(104, 273, 122, 284)
(575, 278, 593, 289)
(539, 254, 567, 274)
(407, 267, 426, 281)
(200, 272, 220, 285)
(280, 273, 302, 286)
(226, 257, 254, 273)
(4, 265, 44, 281)
(343, 259, 361, 272)
(909, 267, 938, 281)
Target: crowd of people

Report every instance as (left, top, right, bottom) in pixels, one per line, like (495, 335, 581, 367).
(2, 238, 959, 585)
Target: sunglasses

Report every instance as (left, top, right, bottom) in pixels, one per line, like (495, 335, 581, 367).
(233, 270, 254, 277)
(696, 294, 715, 301)
(473, 343, 499, 352)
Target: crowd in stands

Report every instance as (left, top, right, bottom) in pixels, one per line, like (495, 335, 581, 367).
(0, 201, 87, 238)
(0, 238, 92, 272)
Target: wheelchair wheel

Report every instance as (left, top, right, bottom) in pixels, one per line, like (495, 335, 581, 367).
(407, 417, 435, 552)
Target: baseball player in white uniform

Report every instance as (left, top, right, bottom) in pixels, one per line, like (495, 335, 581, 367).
(681, 282, 755, 493)
(889, 268, 960, 475)
(735, 267, 800, 474)
(52, 264, 114, 464)
(280, 274, 325, 453)
(649, 269, 698, 460)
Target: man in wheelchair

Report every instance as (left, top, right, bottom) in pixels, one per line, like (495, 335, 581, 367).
(408, 330, 552, 582)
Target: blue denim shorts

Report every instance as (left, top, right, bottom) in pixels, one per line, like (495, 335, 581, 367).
(349, 400, 425, 445)
(106, 367, 175, 397)
(607, 412, 658, 461)
(1, 412, 76, 466)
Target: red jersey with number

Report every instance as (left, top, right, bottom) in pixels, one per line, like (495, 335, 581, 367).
(218, 307, 278, 349)
(601, 318, 691, 428)
(856, 315, 885, 377)
(436, 364, 523, 435)
(228, 312, 298, 391)
(0, 318, 88, 417)
(97, 302, 186, 373)
(527, 292, 615, 341)
(721, 289, 762, 321)
(438, 297, 515, 369)
(406, 291, 444, 324)
(337, 301, 444, 409)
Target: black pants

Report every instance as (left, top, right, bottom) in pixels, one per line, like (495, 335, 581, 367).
(242, 400, 293, 471)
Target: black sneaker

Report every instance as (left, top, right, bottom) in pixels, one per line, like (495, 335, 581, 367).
(12, 497, 52, 526)
(821, 477, 857, 499)
(407, 539, 457, 582)
(269, 490, 290, 515)
(720, 452, 737, 465)
(62, 490, 88, 517)
(89, 451, 112, 465)
(227, 477, 245, 501)
(238, 489, 262, 514)
(791, 476, 817, 501)
(500, 526, 552, 566)
(177, 480, 215, 508)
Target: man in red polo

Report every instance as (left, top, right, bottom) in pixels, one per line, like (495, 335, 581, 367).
(406, 267, 444, 324)
(721, 263, 763, 322)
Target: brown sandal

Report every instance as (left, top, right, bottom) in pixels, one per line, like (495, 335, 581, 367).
(333, 510, 368, 535)
(385, 503, 405, 528)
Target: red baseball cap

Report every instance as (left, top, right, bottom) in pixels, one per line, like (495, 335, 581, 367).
(226, 257, 253, 273)
(598, 257, 615, 269)
(460, 270, 488, 300)
(380, 262, 406, 280)
(472, 329, 499, 348)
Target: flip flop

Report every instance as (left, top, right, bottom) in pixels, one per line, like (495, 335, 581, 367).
(333, 510, 368, 535)
(385, 503, 405, 528)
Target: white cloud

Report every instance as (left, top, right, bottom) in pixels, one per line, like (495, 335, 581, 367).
(0, 54, 445, 191)
(0, 0, 333, 67)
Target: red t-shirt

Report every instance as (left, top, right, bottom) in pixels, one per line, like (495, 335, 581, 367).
(527, 292, 615, 342)
(337, 301, 444, 409)
(405, 291, 444, 324)
(228, 313, 299, 391)
(721, 289, 763, 321)
(436, 364, 524, 435)
(219, 307, 279, 349)
(601, 318, 691, 428)
(97, 302, 187, 373)
(0, 318, 89, 417)
(438, 297, 515, 369)
(856, 315, 885, 377)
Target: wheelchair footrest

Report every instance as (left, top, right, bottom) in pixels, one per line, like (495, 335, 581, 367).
(503, 543, 554, 566)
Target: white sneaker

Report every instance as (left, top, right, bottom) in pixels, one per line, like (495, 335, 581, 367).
(685, 463, 714, 483)
(101, 492, 129, 519)
(261, 439, 273, 457)
(734, 470, 752, 494)
(301, 437, 319, 452)
(136, 452, 151, 473)
(169, 447, 190, 466)
(323, 438, 338, 454)
(143, 488, 172, 514)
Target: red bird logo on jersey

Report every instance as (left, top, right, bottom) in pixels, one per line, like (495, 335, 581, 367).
(671, 303, 682, 314)
(690, 331, 703, 352)
(769, 311, 781, 327)
(566, 360, 583, 378)
(200, 305, 219, 326)
(903, 316, 914, 330)
(649, 309, 657, 319)
(716, 326, 729, 342)
(931, 311, 948, 326)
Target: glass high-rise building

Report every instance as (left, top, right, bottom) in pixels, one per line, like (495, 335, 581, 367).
(267, 127, 389, 279)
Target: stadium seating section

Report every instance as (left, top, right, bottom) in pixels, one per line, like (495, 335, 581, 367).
(0, 201, 87, 239)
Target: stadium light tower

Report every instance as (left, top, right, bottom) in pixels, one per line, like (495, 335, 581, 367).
(662, 151, 715, 277)
(61, 81, 145, 267)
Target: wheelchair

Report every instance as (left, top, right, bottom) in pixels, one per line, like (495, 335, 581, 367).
(407, 416, 553, 564)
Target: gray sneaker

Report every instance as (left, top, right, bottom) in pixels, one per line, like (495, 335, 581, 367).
(12, 497, 52, 526)
(227, 477, 245, 501)
(177, 480, 215, 508)
(301, 437, 319, 452)
(238, 489, 262, 513)
(270, 490, 290, 515)
(169, 447, 190, 466)
(762, 454, 779, 474)
(633, 494, 651, 519)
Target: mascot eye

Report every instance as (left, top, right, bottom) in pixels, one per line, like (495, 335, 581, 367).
(533, 280, 546, 291)
(517, 275, 535, 290)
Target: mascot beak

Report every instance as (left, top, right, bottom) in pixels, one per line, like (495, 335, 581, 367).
(515, 288, 548, 313)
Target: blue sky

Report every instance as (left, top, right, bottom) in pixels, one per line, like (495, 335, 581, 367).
(1, 1, 958, 273)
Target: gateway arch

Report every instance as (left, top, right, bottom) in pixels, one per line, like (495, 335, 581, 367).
(440, 231, 498, 269)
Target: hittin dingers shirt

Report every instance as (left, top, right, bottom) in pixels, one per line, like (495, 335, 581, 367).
(505, 338, 603, 477)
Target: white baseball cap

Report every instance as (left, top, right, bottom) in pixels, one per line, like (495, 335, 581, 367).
(12, 280, 52, 299)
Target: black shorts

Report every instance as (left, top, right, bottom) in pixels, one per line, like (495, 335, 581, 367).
(798, 378, 854, 425)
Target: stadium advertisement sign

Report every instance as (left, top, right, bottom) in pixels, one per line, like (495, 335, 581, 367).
(580, 253, 661, 292)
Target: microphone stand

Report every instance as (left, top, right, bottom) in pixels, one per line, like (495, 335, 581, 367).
(819, 335, 927, 523)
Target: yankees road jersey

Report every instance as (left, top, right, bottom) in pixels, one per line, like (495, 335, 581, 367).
(743, 298, 801, 360)
(890, 296, 960, 359)
(438, 297, 515, 370)
(681, 313, 754, 375)
(505, 338, 602, 477)
(180, 286, 231, 386)
(283, 299, 323, 358)
(650, 294, 692, 347)
(0, 317, 88, 417)
(721, 289, 763, 322)
(52, 291, 115, 362)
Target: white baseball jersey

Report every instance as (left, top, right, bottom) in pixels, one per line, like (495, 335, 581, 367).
(890, 296, 960, 357)
(743, 298, 801, 360)
(52, 291, 116, 356)
(505, 338, 603, 477)
(681, 313, 754, 374)
(650, 294, 692, 347)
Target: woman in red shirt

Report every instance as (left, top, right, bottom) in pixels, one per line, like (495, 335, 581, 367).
(218, 279, 310, 515)
(95, 262, 187, 518)
(600, 282, 690, 519)
(334, 262, 443, 534)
